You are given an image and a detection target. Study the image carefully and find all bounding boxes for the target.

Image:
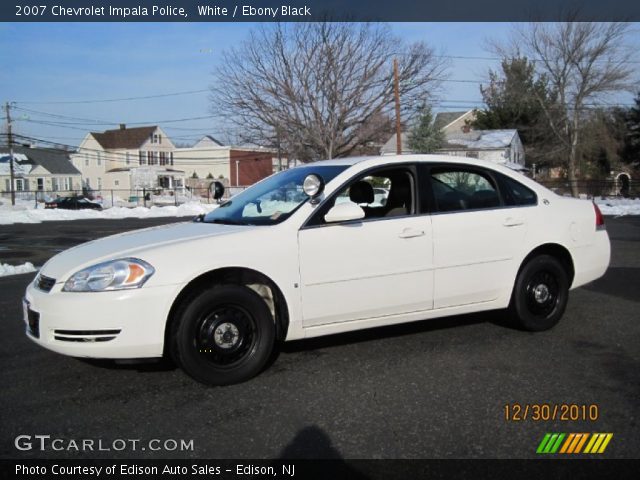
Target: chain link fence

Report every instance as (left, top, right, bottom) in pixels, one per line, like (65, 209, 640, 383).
(535, 179, 638, 198)
(1, 186, 249, 209)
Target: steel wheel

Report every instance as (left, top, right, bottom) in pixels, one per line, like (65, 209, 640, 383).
(171, 285, 275, 386)
(195, 305, 257, 368)
(509, 255, 569, 332)
(525, 271, 560, 318)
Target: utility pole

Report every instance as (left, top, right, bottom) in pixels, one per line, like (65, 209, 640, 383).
(5, 102, 16, 206)
(393, 59, 402, 155)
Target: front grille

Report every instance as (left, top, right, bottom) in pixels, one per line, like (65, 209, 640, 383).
(27, 309, 40, 338)
(36, 274, 56, 293)
(53, 329, 121, 343)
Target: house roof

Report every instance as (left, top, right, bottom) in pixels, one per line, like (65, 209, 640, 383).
(380, 133, 412, 155)
(0, 152, 33, 175)
(1, 147, 80, 175)
(91, 126, 157, 150)
(444, 130, 518, 150)
(195, 135, 224, 147)
(381, 129, 520, 156)
(433, 111, 471, 131)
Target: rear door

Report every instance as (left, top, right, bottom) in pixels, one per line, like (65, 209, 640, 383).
(426, 164, 528, 309)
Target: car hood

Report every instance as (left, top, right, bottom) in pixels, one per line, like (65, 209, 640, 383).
(40, 221, 251, 281)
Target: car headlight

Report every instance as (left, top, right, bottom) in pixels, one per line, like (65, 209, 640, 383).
(63, 258, 155, 292)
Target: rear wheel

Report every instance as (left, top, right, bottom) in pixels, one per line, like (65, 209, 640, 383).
(508, 255, 569, 331)
(171, 285, 275, 386)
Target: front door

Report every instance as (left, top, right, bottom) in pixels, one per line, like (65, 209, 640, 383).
(298, 166, 434, 327)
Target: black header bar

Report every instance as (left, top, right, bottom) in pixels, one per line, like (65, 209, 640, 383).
(3, 1, 639, 22)
(3, 459, 640, 480)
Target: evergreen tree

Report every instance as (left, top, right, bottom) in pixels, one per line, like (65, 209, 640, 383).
(407, 104, 444, 153)
(622, 91, 640, 165)
(473, 57, 559, 165)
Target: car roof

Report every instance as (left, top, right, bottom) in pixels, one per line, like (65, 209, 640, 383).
(307, 154, 521, 174)
(303, 154, 546, 194)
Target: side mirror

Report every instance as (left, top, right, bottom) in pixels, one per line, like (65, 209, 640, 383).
(302, 174, 325, 201)
(210, 181, 225, 201)
(324, 202, 365, 223)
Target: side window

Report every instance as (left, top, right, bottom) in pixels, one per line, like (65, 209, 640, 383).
(306, 167, 415, 226)
(498, 173, 537, 206)
(430, 167, 500, 212)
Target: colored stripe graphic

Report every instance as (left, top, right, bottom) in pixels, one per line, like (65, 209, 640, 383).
(537, 433, 613, 454)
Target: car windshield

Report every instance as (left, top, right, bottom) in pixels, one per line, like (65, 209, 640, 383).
(203, 165, 349, 226)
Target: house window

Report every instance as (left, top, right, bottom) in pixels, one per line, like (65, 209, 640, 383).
(52, 178, 59, 191)
(97, 177, 102, 189)
(37, 178, 44, 191)
(15, 179, 24, 191)
(159, 152, 166, 166)
(170, 152, 174, 166)
(148, 151, 158, 166)
(139, 151, 146, 165)
(4, 179, 9, 191)
(115, 180, 119, 186)
(126, 152, 131, 165)
(84, 153, 89, 166)
(158, 134, 162, 144)
(97, 152, 102, 166)
(85, 178, 91, 188)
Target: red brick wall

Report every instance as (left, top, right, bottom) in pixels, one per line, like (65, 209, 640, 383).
(229, 150, 273, 186)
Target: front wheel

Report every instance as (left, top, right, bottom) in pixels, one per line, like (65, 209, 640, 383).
(171, 285, 275, 386)
(508, 255, 569, 332)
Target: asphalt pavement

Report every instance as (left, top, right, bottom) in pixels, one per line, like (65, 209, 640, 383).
(0, 216, 638, 460)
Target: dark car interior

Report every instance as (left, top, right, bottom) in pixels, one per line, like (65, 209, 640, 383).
(345, 169, 414, 220)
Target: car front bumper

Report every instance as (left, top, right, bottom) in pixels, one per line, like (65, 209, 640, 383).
(23, 279, 179, 359)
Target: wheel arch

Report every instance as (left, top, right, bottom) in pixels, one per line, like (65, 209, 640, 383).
(164, 267, 290, 355)
(517, 243, 575, 286)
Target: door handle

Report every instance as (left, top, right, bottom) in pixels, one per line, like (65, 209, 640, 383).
(503, 217, 524, 227)
(398, 228, 425, 239)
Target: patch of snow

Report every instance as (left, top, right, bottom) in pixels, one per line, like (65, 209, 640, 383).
(594, 197, 640, 216)
(0, 262, 37, 277)
(0, 198, 219, 225)
(0, 153, 32, 175)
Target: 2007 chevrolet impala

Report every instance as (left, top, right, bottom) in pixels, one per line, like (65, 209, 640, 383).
(23, 155, 610, 385)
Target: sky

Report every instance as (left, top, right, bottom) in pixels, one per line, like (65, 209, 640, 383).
(0, 22, 638, 148)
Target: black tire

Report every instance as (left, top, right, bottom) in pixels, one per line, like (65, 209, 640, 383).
(508, 255, 569, 332)
(171, 285, 275, 386)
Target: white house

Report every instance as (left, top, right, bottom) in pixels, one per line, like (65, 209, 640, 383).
(1, 146, 82, 197)
(173, 135, 231, 180)
(440, 129, 525, 167)
(380, 110, 525, 167)
(71, 125, 185, 192)
(173, 136, 276, 188)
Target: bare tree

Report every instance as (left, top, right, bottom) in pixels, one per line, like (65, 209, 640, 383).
(210, 23, 448, 161)
(495, 21, 635, 195)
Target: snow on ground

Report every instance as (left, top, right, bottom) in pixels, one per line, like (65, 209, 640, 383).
(0, 199, 219, 225)
(0, 262, 37, 277)
(594, 197, 640, 216)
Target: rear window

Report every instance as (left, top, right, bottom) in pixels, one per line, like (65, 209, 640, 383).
(430, 168, 501, 212)
(499, 174, 537, 206)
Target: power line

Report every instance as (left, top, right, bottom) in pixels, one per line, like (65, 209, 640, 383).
(13, 89, 209, 105)
(9, 134, 278, 166)
(18, 114, 218, 126)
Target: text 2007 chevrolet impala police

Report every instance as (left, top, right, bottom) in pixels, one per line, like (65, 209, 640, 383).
(23, 155, 610, 385)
